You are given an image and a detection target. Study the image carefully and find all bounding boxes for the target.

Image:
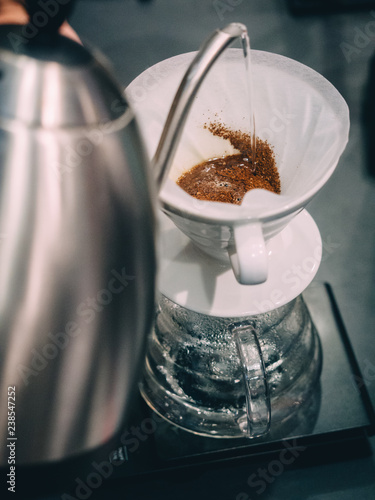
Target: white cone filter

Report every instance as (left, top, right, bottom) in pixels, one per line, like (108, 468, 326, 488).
(127, 49, 349, 221)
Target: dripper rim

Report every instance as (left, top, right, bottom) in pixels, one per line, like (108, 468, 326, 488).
(155, 49, 350, 223)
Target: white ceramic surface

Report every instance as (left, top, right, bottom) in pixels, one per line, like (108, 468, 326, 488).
(127, 49, 349, 285)
(157, 208, 322, 317)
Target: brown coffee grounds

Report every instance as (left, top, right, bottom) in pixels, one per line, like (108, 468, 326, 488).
(177, 123, 280, 205)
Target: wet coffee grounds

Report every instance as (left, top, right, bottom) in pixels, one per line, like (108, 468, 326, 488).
(177, 123, 280, 205)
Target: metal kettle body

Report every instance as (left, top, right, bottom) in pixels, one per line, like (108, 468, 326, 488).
(0, 28, 156, 465)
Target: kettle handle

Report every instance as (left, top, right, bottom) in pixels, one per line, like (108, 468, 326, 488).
(24, 0, 76, 34)
(153, 23, 248, 191)
(231, 322, 271, 437)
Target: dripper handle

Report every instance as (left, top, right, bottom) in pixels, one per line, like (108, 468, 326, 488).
(229, 221, 268, 285)
(153, 23, 248, 191)
(231, 322, 271, 438)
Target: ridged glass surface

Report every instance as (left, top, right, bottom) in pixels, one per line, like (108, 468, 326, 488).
(140, 294, 322, 438)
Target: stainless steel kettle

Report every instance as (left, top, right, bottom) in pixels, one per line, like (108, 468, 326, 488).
(0, 13, 157, 465)
(0, 1, 248, 466)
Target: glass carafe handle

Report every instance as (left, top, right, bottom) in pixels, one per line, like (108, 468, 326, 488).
(232, 323, 271, 437)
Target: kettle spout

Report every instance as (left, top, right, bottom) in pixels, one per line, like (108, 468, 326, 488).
(153, 23, 248, 191)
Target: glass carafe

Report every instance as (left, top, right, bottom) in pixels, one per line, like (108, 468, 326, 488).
(140, 293, 322, 438)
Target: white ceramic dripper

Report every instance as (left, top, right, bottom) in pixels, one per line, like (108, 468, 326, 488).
(128, 48, 349, 285)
